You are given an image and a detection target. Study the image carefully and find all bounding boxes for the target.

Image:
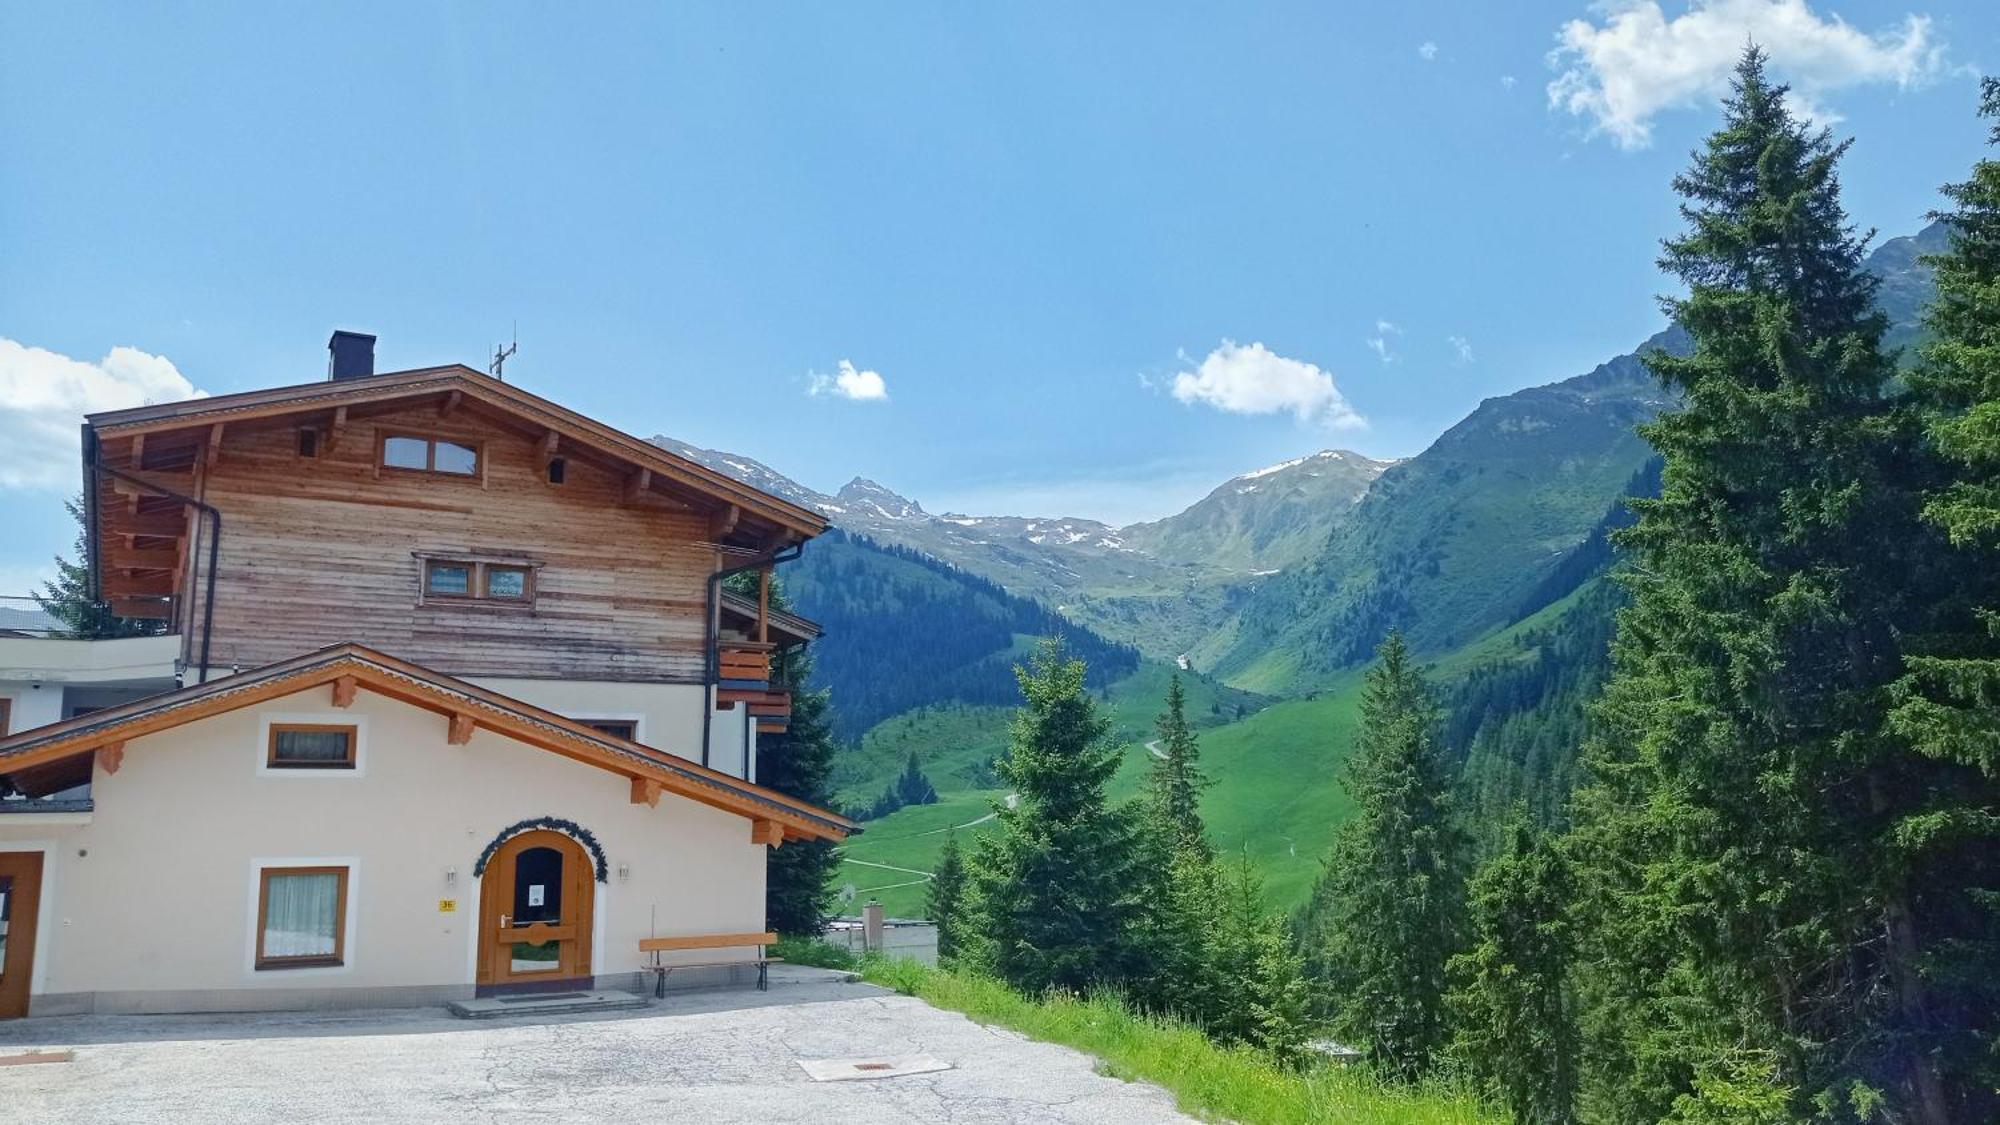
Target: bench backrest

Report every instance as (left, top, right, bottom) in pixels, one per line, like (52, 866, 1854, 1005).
(639, 931, 778, 953)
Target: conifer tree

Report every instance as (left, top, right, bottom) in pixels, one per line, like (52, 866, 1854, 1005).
(1882, 76, 2000, 1120)
(1575, 48, 1950, 1122)
(960, 638, 1141, 993)
(926, 830, 967, 963)
(738, 573, 842, 936)
(1147, 673, 1210, 855)
(1302, 631, 1464, 1080)
(1210, 852, 1313, 1067)
(1448, 822, 1578, 1125)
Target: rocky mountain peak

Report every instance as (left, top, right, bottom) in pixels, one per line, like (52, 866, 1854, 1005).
(834, 478, 927, 521)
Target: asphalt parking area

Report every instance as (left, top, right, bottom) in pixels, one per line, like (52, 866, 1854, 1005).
(0, 970, 1192, 1124)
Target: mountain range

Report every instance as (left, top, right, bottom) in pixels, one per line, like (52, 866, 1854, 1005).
(653, 221, 1947, 702)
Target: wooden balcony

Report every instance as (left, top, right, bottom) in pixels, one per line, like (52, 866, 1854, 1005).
(715, 643, 791, 733)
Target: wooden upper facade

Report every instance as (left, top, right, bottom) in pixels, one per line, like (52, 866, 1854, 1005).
(80, 364, 827, 687)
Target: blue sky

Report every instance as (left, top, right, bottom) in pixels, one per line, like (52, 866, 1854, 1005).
(2, 2, 1997, 593)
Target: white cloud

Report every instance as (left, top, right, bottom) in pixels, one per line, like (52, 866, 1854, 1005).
(1366, 320, 1401, 364)
(1548, 0, 1946, 149)
(1168, 340, 1364, 429)
(0, 338, 204, 490)
(1501, 74, 1518, 90)
(806, 359, 889, 402)
(1418, 41, 1440, 62)
(1448, 335, 1476, 364)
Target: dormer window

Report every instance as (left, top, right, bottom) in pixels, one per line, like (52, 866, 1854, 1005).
(381, 434, 480, 477)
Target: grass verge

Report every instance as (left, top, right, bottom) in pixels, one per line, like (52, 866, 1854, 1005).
(861, 957, 1499, 1125)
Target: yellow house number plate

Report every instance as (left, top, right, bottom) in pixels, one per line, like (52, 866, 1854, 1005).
(438, 899, 457, 913)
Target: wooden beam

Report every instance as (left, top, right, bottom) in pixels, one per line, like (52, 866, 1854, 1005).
(710, 504, 741, 541)
(101, 573, 177, 598)
(751, 819, 784, 848)
(129, 433, 147, 468)
(105, 547, 181, 571)
(537, 430, 560, 472)
(630, 776, 662, 807)
(325, 406, 349, 453)
(205, 423, 224, 468)
(623, 468, 653, 504)
(331, 675, 358, 709)
(109, 598, 171, 620)
(96, 741, 126, 776)
(447, 711, 476, 745)
(438, 389, 462, 418)
(758, 566, 771, 644)
(109, 511, 190, 538)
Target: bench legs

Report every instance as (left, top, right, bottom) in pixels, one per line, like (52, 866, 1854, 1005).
(650, 960, 768, 997)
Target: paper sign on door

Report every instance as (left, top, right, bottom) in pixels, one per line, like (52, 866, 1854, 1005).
(528, 885, 545, 908)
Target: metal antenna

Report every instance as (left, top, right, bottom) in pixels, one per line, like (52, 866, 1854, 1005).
(490, 325, 517, 380)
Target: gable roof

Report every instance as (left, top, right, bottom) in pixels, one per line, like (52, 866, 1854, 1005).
(0, 643, 855, 842)
(84, 364, 828, 542)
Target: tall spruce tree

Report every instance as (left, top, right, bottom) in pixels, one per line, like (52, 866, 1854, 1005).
(737, 573, 842, 936)
(1147, 673, 1210, 855)
(926, 830, 967, 963)
(960, 638, 1142, 993)
(1448, 822, 1579, 1125)
(1301, 631, 1464, 1080)
(1882, 76, 2000, 1122)
(1574, 48, 1949, 1122)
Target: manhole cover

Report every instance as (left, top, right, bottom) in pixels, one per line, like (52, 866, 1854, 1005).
(798, 1056, 953, 1082)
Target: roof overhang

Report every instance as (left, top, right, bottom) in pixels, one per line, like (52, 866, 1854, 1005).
(719, 590, 821, 646)
(0, 643, 855, 842)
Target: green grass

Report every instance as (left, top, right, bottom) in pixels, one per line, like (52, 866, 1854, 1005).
(771, 934, 859, 971)
(1111, 673, 1367, 909)
(839, 677, 1366, 916)
(862, 958, 1499, 1125)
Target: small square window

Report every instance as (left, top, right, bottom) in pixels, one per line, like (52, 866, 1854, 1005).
(268, 724, 357, 769)
(426, 562, 472, 597)
(485, 566, 529, 599)
(382, 435, 429, 470)
(434, 441, 479, 475)
(256, 866, 348, 969)
(580, 718, 637, 740)
(297, 429, 319, 458)
(546, 457, 567, 485)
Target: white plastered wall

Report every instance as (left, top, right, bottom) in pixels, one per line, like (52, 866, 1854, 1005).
(0, 683, 769, 1008)
(468, 677, 756, 780)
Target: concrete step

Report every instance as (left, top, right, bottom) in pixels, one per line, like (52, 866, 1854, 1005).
(446, 990, 650, 1020)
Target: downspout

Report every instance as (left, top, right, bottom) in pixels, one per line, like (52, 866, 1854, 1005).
(89, 447, 224, 684)
(701, 539, 804, 769)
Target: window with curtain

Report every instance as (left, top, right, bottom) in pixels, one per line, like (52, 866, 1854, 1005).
(267, 724, 357, 770)
(255, 866, 348, 969)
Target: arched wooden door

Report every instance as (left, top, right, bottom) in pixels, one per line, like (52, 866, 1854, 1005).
(476, 830, 595, 993)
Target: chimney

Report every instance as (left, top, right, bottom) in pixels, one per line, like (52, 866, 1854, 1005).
(327, 330, 376, 380)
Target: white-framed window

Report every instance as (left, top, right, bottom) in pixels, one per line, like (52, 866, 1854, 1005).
(257, 714, 368, 778)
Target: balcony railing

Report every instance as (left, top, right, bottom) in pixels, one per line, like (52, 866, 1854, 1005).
(715, 642, 791, 733)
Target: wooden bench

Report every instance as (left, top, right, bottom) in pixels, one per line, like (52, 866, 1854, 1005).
(638, 931, 782, 996)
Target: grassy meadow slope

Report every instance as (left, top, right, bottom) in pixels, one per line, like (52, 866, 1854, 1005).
(841, 669, 1363, 917)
